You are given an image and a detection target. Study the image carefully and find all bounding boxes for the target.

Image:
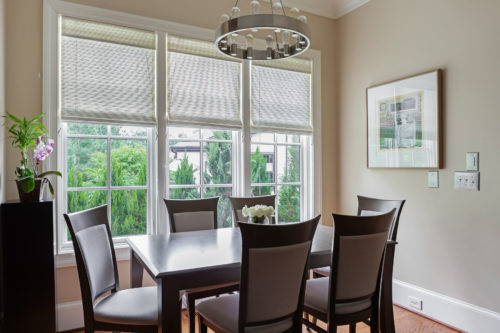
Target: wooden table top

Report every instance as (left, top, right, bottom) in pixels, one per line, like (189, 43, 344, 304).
(127, 224, 333, 278)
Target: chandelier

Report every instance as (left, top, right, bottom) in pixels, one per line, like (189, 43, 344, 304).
(215, 0, 311, 61)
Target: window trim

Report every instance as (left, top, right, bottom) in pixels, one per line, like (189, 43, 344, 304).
(43, 0, 322, 263)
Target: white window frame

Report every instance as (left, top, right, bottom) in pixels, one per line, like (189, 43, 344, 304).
(43, 0, 322, 265)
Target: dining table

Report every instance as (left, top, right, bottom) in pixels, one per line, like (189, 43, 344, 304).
(127, 224, 396, 333)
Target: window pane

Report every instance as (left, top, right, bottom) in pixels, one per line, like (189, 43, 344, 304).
(67, 190, 107, 214)
(251, 186, 275, 196)
(67, 138, 107, 187)
(111, 139, 147, 186)
(277, 185, 300, 223)
(169, 187, 200, 199)
(169, 141, 200, 185)
(111, 189, 147, 236)
(251, 144, 274, 183)
(251, 132, 274, 143)
(204, 187, 232, 228)
(68, 123, 107, 135)
(202, 129, 232, 140)
(168, 127, 200, 140)
(203, 142, 232, 185)
(111, 125, 147, 137)
(277, 145, 300, 183)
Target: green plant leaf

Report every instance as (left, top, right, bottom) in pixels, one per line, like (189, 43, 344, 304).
(19, 177, 35, 193)
(38, 170, 62, 178)
(47, 180, 54, 195)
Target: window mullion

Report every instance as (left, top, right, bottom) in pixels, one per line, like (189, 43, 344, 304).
(241, 60, 251, 196)
(106, 125, 112, 230)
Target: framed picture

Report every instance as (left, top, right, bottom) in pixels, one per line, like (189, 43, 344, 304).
(366, 69, 442, 168)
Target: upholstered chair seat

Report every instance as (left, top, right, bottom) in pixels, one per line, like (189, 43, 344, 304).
(304, 277, 371, 315)
(196, 294, 293, 333)
(94, 287, 158, 325)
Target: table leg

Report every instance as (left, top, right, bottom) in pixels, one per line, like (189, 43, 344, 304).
(130, 250, 144, 288)
(158, 276, 181, 333)
(380, 242, 396, 333)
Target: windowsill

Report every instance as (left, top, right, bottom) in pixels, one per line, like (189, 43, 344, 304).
(55, 243, 131, 268)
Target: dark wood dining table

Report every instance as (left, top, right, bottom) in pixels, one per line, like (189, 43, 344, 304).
(127, 224, 395, 333)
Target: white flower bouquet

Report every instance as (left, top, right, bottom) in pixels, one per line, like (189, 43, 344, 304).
(242, 204, 275, 224)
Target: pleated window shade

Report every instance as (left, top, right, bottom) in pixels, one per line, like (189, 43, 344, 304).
(251, 59, 312, 134)
(61, 17, 156, 125)
(167, 36, 242, 129)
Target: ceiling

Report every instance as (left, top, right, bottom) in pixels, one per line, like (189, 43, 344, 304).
(280, 0, 371, 20)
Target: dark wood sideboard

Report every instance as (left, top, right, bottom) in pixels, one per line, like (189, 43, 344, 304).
(0, 200, 56, 333)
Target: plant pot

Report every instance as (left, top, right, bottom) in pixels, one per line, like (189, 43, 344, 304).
(16, 178, 45, 202)
(250, 216, 269, 224)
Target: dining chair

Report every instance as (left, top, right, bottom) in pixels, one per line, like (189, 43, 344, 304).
(229, 194, 277, 225)
(163, 197, 239, 333)
(311, 196, 405, 332)
(196, 215, 321, 333)
(302, 210, 395, 333)
(63, 205, 158, 333)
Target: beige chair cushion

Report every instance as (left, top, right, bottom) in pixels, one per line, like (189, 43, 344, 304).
(94, 286, 157, 325)
(197, 294, 293, 333)
(360, 210, 381, 216)
(173, 211, 214, 232)
(305, 278, 371, 315)
(312, 266, 330, 277)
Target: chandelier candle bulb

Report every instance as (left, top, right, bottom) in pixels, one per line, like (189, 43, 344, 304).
(282, 30, 291, 56)
(266, 34, 274, 59)
(290, 7, 300, 18)
(245, 34, 254, 59)
(220, 13, 230, 24)
(250, 0, 260, 15)
(272, 2, 283, 15)
(231, 6, 241, 18)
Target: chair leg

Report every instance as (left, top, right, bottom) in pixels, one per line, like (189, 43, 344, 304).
(370, 315, 379, 333)
(187, 294, 196, 333)
(198, 314, 208, 333)
(349, 323, 356, 333)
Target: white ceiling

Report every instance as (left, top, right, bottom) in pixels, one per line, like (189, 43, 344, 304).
(281, 0, 371, 20)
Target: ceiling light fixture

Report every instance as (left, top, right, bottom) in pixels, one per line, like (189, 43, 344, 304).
(215, 0, 311, 60)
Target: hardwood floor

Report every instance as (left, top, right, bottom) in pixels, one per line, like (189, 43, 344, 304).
(77, 305, 459, 333)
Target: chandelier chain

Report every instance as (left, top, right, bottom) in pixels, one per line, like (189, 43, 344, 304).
(231, 0, 240, 19)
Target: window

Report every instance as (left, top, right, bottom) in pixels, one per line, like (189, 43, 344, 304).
(51, 11, 319, 254)
(168, 127, 235, 228)
(64, 123, 152, 240)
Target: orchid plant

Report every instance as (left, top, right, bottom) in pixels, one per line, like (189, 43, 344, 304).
(3, 112, 62, 194)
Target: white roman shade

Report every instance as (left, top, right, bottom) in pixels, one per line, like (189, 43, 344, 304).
(251, 58, 312, 134)
(167, 36, 242, 129)
(61, 17, 156, 125)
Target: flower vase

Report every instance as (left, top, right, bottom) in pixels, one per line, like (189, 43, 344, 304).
(16, 178, 46, 202)
(251, 216, 269, 224)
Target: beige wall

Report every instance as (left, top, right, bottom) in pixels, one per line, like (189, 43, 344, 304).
(336, 0, 500, 312)
(0, 0, 5, 203)
(3, 0, 338, 303)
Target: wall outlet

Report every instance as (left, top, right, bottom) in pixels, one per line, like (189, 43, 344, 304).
(454, 171, 480, 191)
(408, 296, 423, 311)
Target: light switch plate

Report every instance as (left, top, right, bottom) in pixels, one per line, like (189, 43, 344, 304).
(466, 152, 479, 171)
(427, 171, 439, 188)
(454, 171, 480, 191)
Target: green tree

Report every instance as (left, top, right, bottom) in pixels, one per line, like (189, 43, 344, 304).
(278, 146, 300, 223)
(170, 153, 199, 199)
(251, 147, 271, 196)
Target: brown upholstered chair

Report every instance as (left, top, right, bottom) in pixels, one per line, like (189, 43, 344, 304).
(163, 197, 239, 333)
(229, 195, 277, 225)
(302, 210, 395, 333)
(64, 205, 158, 333)
(196, 215, 321, 333)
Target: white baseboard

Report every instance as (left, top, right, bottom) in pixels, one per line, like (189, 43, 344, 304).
(393, 279, 500, 333)
(56, 300, 83, 332)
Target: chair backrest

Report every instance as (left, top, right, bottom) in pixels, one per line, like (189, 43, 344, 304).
(163, 197, 219, 233)
(357, 195, 405, 242)
(328, 210, 394, 316)
(237, 215, 321, 332)
(63, 205, 120, 322)
(229, 195, 276, 225)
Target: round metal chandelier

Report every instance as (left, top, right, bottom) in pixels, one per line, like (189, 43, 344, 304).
(215, 0, 311, 61)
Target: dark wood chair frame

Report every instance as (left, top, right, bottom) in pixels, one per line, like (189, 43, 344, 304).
(312, 195, 405, 333)
(163, 196, 220, 233)
(163, 196, 239, 333)
(229, 195, 277, 225)
(199, 215, 321, 333)
(303, 211, 395, 333)
(64, 205, 157, 333)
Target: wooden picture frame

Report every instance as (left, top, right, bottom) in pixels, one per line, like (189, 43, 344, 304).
(366, 69, 442, 168)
